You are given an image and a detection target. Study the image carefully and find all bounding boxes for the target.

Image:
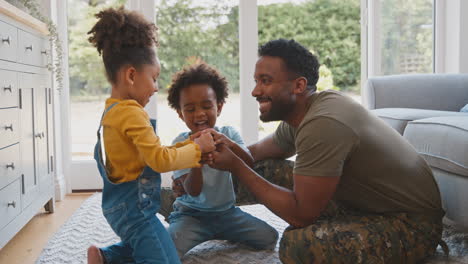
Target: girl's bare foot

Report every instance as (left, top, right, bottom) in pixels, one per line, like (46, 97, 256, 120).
(87, 245, 104, 264)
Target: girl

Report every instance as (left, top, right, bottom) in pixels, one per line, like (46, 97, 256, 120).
(86, 7, 214, 264)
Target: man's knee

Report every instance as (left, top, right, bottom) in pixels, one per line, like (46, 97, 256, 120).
(278, 226, 327, 264)
(158, 187, 176, 222)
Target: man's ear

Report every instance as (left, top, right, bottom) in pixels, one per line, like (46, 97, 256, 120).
(216, 102, 224, 116)
(293, 77, 308, 94)
(176, 109, 184, 120)
(124, 66, 137, 86)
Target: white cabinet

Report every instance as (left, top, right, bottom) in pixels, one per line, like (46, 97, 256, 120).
(0, 1, 55, 248)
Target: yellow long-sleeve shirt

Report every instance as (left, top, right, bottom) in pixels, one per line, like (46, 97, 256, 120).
(101, 98, 201, 183)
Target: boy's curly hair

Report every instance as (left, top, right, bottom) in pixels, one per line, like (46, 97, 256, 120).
(167, 63, 229, 110)
(88, 6, 159, 84)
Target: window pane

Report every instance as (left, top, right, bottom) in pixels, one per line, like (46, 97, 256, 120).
(257, 0, 361, 138)
(155, 0, 240, 145)
(380, 0, 433, 75)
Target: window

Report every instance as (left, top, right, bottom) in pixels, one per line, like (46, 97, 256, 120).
(366, 0, 434, 77)
(68, 0, 125, 160)
(379, 0, 434, 75)
(257, 0, 361, 138)
(154, 0, 240, 145)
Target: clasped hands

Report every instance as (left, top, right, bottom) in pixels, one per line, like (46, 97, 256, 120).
(171, 128, 240, 197)
(190, 128, 234, 166)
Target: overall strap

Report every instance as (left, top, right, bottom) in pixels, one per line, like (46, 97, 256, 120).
(95, 102, 119, 172)
(97, 102, 119, 138)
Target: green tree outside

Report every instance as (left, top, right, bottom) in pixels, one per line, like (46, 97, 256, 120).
(68, 0, 364, 97)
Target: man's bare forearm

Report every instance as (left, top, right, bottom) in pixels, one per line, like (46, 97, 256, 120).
(230, 158, 317, 227)
(230, 144, 254, 168)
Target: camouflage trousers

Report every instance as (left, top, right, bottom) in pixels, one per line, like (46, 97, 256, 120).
(280, 201, 443, 264)
(158, 159, 443, 264)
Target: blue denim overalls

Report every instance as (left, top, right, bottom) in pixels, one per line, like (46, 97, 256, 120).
(94, 103, 181, 264)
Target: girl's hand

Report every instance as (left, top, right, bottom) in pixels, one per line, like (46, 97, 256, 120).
(194, 131, 216, 153)
(189, 130, 203, 141)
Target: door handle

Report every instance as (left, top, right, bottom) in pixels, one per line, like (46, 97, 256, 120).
(3, 85, 12, 92)
(25, 45, 33, 51)
(2, 36, 10, 45)
(6, 163, 15, 170)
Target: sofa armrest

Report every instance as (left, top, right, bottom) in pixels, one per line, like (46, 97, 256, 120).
(363, 74, 468, 111)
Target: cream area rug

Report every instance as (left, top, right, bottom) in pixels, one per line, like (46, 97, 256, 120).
(36, 193, 468, 264)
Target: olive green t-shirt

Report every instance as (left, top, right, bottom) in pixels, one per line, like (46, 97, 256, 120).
(273, 90, 444, 219)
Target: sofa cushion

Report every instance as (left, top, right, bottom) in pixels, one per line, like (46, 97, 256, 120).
(372, 108, 468, 135)
(461, 104, 468, 112)
(403, 116, 468, 177)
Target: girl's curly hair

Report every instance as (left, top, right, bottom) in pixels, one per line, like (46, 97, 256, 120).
(88, 6, 159, 84)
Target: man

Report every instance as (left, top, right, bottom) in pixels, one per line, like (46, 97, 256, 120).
(208, 39, 445, 263)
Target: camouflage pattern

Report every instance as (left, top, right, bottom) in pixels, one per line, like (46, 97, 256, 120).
(159, 187, 176, 222)
(279, 200, 443, 264)
(234, 159, 294, 205)
(158, 159, 294, 217)
(158, 159, 443, 263)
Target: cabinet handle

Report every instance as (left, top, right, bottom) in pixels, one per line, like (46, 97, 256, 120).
(41, 50, 47, 55)
(25, 45, 33, 51)
(4, 124, 13, 131)
(2, 36, 10, 45)
(6, 163, 15, 170)
(35, 133, 43, 139)
(3, 85, 12, 92)
(7, 201, 16, 208)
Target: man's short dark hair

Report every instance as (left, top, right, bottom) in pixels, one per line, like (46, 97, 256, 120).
(258, 39, 320, 91)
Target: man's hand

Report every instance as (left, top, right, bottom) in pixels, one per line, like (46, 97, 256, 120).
(212, 130, 234, 149)
(171, 176, 186, 197)
(210, 144, 243, 171)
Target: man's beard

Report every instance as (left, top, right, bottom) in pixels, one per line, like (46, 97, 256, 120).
(259, 97, 295, 122)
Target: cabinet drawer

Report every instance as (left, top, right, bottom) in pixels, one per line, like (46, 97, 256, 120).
(0, 144, 20, 190)
(17, 29, 48, 67)
(0, 179, 21, 230)
(0, 20, 18, 62)
(0, 69, 18, 108)
(0, 108, 19, 148)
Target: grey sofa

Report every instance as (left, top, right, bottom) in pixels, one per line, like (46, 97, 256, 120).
(363, 74, 468, 227)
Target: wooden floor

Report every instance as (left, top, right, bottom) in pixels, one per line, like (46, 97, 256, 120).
(0, 193, 92, 264)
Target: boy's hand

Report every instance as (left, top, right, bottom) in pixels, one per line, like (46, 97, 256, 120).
(201, 152, 213, 165)
(172, 177, 186, 197)
(194, 131, 216, 153)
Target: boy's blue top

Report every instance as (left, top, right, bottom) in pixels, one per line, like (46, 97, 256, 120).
(172, 126, 249, 212)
